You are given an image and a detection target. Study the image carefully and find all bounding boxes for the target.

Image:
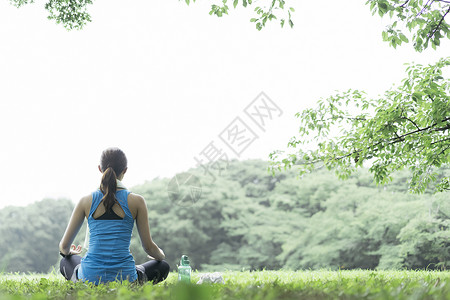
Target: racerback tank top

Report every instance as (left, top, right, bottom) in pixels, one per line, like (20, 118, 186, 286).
(78, 189, 137, 284)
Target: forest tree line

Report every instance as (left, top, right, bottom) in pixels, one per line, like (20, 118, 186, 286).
(0, 159, 448, 273)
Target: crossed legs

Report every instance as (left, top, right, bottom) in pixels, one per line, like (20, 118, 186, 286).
(60, 256, 170, 284)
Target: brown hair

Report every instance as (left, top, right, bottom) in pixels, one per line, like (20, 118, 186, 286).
(99, 147, 127, 211)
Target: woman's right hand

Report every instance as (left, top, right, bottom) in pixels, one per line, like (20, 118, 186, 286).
(147, 248, 165, 261)
(159, 248, 165, 260)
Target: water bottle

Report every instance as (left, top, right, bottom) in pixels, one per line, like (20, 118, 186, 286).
(178, 255, 191, 283)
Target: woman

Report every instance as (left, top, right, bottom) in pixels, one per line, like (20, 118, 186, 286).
(59, 147, 169, 285)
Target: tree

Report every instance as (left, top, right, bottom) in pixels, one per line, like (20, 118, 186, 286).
(0, 159, 447, 272)
(269, 57, 450, 193)
(10, 0, 93, 30)
(397, 193, 450, 270)
(366, 0, 450, 51)
(8, 0, 295, 31)
(0, 198, 73, 273)
(8, 0, 450, 52)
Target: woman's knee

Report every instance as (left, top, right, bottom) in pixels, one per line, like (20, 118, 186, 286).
(60, 257, 72, 279)
(59, 255, 82, 280)
(153, 260, 170, 283)
(59, 258, 66, 277)
(159, 260, 170, 275)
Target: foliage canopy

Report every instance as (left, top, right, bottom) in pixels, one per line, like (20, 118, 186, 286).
(366, 0, 450, 51)
(8, 0, 295, 31)
(1, 160, 448, 273)
(269, 57, 450, 193)
(8, 0, 450, 52)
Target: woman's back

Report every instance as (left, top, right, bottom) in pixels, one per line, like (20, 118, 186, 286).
(78, 189, 137, 284)
(59, 147, 167, 285)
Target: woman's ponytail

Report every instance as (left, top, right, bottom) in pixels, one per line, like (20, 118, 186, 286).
(99, 147, 127, 211)
(100, 167, 118, 211)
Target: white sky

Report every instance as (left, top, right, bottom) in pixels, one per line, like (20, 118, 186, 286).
(0, 0, 448, 208)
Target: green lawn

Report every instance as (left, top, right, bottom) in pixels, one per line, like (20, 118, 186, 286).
(0, 270, 449, 299)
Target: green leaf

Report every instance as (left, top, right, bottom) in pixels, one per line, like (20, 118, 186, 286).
(399, 33, 409, 43)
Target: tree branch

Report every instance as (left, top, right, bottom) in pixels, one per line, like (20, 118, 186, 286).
(401, 117, 421, 130)
(417, 0, 434, 18)
(428, 5, 450, 39)
(394, 117, 450, 140)
(400, 0, 411, 8)
(436, 144, 450, 156)
(431, 137, 450, 145)
(294, 117, 450, 166)
(433, 124, 450, 132)
(323, 116, 367, 122)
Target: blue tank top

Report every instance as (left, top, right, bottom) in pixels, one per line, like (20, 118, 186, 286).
(78, 189, 138, 284)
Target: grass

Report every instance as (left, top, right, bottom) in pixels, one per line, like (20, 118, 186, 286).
(0, 270, 449, 299)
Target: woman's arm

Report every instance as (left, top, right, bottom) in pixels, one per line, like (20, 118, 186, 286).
(134, 194, 165, 261)
(59, 195, 89, 255)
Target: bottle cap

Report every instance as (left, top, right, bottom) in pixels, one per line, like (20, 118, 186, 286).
(180, 255, 190, 266)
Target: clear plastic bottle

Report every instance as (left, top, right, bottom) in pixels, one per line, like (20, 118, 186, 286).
(178, 255, 192, 283)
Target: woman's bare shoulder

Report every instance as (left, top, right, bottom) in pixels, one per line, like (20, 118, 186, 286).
(76, 194, 93, 217)
(127, 192, 146, 219)
(128, 192, 145, 204)
(79, 194, 93, 205)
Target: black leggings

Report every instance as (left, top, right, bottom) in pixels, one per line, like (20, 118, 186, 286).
(60, 255, 170, 284)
